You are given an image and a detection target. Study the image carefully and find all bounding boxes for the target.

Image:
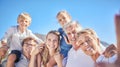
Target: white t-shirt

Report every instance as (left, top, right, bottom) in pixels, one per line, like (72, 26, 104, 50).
(66, 48, 94, 67)
(1, 25, 43, 51)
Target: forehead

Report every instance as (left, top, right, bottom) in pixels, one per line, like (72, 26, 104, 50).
(47, 33, 58, 39)
(79, 33, 94, 40)
(18, 15, 31, 21)
(24, 39, 36, 44)
(65, 25, 75, 33)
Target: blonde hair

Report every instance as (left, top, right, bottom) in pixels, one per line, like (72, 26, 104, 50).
(17, 12, 32, 23)
(56, 10, 71, 19)
(42, 30, 61, 66)
(63, 20, 82, 34)
(77, 28, 98, 38)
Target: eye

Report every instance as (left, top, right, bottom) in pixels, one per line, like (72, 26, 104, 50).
(47, 39, 51, 42)
(59, 19, 62, 22)
(62, 17, 65, 20)
(67, 33, 71, 36)
(72, 31, 76, 34)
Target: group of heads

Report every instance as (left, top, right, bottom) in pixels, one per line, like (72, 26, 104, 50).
(58, 10, 118, 63)
(56, 10, 101, 56)
(22, 30, 61, 57)
(20, 10, 117, 62)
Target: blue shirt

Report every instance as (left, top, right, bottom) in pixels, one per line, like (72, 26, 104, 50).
(58, 28, 72, 58)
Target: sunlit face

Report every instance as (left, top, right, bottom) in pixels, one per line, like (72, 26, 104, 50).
(46, 33, 59, 50)
(65, 25, 79, 49)
(57, 13, 71, 26)
(77, 34, 99, 56)
(18, 17, 31, 30)
(22, 40, 36, 55)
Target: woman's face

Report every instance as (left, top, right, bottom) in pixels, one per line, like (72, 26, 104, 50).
(46, 33, 59, 50)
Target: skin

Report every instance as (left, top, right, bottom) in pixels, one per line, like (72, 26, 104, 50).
(46, 33, 62, 67)
(57, 12, 71, 27)
(76, 33, 101, 61)
(17, 17, 31, 33)
(6, 16, 31, 67)
(65, 24, 79, 50)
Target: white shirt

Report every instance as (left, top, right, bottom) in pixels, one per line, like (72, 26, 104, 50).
(96, 54, 117, 64)
(1, 25, 43, 51)
(66, 48, 94, 67)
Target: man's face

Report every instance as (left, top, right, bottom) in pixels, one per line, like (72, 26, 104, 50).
(57, 13, 71, 26)
(22, 40, 36, 55)
(77, 34, 99, 56)
(65, 24, 78, 49)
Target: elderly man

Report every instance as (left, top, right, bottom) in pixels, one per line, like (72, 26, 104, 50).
(63, 21, 94, 67)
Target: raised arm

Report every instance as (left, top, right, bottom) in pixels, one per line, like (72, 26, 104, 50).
(115, 12, 120, 53)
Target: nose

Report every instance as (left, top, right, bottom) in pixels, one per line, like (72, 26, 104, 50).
(71, 34, 75, 39)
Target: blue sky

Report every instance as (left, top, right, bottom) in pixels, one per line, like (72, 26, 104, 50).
(0, 0, 120, 44)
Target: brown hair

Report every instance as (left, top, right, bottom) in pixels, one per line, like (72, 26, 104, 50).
(22, 37, 38, 46)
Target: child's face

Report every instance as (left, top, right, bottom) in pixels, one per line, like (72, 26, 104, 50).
(77, 33, 99, 56)
(18, 17, 31, 30)
(57, 13, 71, 26)
(46, 33, 59, 50)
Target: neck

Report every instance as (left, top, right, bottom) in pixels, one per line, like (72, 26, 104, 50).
(73, 44, 80, 51)
(23, 52, 30, 60)
(49, 49, 55, 57)
(91, 52, 100, 62)
(18, 26, 25, 33)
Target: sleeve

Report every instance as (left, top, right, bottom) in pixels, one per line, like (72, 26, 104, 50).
(1, 26, 14, 46)
(58, 28, 64, 35)
(28, 30, 44, 44)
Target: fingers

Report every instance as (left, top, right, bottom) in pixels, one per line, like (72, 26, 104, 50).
(63, 35, 70, 44)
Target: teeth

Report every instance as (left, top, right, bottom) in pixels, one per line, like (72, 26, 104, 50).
(86, 47, 91, 51)
(71, 38, 76, 41)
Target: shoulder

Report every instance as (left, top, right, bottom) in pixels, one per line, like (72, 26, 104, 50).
(9, 25, 17, 30)
(6, 25, 18, 32)
(58, 28, 63, 32)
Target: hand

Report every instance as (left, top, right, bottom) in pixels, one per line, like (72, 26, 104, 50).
(63, 35, 71, 44)
(0, 46, 8, 58)
(54, 52, 63, 67)
(30, 45, 43, 56)
(1, 41, 7, 46)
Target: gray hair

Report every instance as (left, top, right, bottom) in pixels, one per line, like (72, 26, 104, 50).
(63, 20, 82, 34)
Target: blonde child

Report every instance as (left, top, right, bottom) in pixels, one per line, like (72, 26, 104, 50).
(0, 12, 43, 67)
